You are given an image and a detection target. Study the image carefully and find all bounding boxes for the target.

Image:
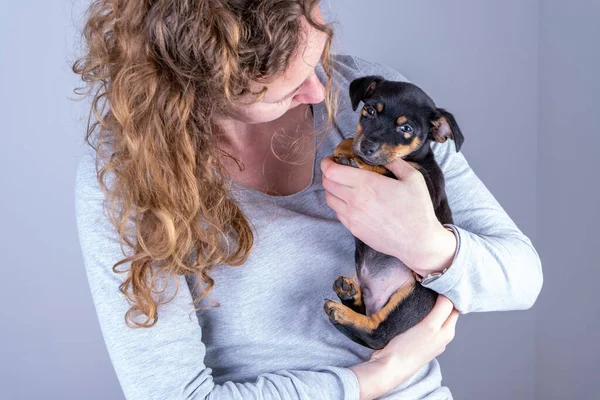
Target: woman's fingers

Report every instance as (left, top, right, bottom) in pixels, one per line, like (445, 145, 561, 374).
(322, 175, 353, 202)
(321, 156, 371, 188)
(442, 308, 459, 331)
(324, 188, 348, 213)
(441, 308, 459, 343)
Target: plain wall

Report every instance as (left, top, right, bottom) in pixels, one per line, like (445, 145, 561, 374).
(0, 0, 113, 399)
(536, 1, 600, 399)
(0, 1, 595, 399)
(0, 1, 116, 399)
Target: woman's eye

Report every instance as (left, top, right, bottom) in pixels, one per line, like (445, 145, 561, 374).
(364, 106, 376, 117)
(398, 124, 413, 133)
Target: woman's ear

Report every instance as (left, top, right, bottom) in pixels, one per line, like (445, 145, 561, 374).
(349, 75, 385, 111)
(429, 108, 465, 152)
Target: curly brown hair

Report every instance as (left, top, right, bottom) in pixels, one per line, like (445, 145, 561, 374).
(72, 0, 338, 328)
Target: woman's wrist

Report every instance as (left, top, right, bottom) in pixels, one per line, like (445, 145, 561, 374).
(405, 225, 457, 278)
(349, 356, 407, 400)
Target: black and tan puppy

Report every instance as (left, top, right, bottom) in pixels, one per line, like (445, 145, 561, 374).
(323, 75, 464, 350)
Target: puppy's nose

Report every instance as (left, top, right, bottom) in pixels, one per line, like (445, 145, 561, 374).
(360, 140, 380, 156)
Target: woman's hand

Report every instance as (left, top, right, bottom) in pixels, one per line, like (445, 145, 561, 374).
(320, 156, 457, 277)
(349, 295, 459, 400)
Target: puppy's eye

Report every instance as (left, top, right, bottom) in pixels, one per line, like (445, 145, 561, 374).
(363, 105, 376, 117)
(397, 124, 413, 134)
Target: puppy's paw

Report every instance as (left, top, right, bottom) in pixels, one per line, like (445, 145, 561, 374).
(333, 154, 359, 168)
(323, 299, 348, 325)
(334, 276, 360, 302)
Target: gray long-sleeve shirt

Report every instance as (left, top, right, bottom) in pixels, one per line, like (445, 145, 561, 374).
(74, 55, 543, 400)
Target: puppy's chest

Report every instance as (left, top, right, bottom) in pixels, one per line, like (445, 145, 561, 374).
(356, 246, 414, 316)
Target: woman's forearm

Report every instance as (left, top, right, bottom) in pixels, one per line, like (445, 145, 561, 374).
(349, 358, 406, 400)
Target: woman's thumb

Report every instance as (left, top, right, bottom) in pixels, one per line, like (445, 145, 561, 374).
(384, 157, 416, 179)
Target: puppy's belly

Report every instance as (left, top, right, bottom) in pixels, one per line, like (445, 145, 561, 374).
(358, 258, 413, 317)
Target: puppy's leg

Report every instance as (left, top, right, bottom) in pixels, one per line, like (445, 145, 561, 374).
(323, 300, 384, 349)
(324, 282, 416, 349)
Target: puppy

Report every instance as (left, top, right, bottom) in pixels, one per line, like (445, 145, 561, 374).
(323, 75, 464, 350)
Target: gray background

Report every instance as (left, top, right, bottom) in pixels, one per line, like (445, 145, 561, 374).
(0, 0, 597, 399)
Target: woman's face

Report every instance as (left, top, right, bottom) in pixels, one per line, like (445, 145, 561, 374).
(225, 17, 328, 125)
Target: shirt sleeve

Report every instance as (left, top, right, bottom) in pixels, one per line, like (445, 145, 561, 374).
(350, 55, 543, 314)
(74, 147, 360, 400)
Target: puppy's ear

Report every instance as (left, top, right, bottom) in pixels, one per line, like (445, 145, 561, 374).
(429, 108, 464, 152)
(349, 75, 385, 111)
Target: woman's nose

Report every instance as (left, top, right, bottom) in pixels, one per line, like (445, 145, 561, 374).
(294, 72, 325, 104)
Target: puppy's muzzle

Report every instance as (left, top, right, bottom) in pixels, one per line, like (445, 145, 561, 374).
(359, 140, 380, 157)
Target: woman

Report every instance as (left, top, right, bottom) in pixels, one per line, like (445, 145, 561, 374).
(73, 1, 542, 399)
